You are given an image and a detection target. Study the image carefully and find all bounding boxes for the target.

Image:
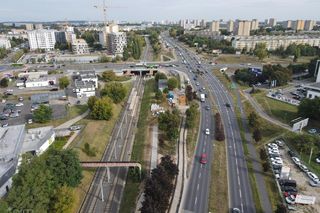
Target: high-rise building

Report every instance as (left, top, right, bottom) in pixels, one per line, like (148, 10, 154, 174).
(210, 21, 220, 32)
(304, 20, 316, 31)
(294, 20, 305, 31)
(269, 18, 276, 27)
(251, 19, 259, 30)
(25, 23, 34, 31)
(227, 20, 234, 32)
(27, 30, 56, 51)
(0, 37, 11, 50)
(108, 32, 127, 56)
(200, 19, 206, 28)
(35, 24, 43, 30)
(234, 20, 251, 36)
(99, 23, 120, 48)
(54, 31, 67, 44)
(282, 20, 292, 29)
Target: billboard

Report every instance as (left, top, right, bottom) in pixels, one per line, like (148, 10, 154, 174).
(292, 118, 309, 132)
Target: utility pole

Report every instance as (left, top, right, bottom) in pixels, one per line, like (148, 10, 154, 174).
(309, 147, 313, 164)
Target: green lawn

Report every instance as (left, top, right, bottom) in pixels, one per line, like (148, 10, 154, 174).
(52, 136, 69, 150)
(252, 92, 298, 124)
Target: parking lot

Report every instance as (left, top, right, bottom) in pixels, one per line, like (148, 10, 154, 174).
(0, 96, 67, 126)
(267, 140, 320, 212)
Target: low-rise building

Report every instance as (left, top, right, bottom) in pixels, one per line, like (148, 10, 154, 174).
(25, 77, 56, 88)
(232, 35, 320, 51)
(73, 70, 98, 98)
(305, 82, 320, 99)
(72, 39, 89, 55)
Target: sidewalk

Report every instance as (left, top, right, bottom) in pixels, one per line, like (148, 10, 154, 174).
(150, 125, 159, 172)
(55, 109, 89, 130)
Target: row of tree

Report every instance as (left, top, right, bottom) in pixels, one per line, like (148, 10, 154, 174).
(298, 97, 320, 121)
(215, 113, 225, 141)
(186, 102, 199, 129)
(158, 109, 181, 141)
(123, 32, 146, 60)
(0, 47, 8, 59)
(140, 155, 178, 213)
(272, 44, 320, 59)
(248, 112, 262, 143)
(2, 149, 82, 212)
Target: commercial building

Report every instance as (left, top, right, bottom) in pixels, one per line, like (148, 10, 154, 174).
(232, 35, 320, 51)
(304, 20, 316, 31)
(108, 32, 127, 56)
(25, 77, 56, 88)
(209, 21, 220, 32)
(0, 37, 11, 50)
(305, 83, 320, 99)
(71, 39, 89, 55)
(0, 125, 25, 197)
(234, 20, 251, 36)
(27, 29, 56, 51)
(22, 126, 55, 156)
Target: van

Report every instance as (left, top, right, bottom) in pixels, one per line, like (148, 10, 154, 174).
(279, 179, 297, 188)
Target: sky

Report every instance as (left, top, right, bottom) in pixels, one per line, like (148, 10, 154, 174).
(0, 0, 319, 22)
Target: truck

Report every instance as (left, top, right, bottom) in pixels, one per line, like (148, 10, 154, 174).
(200, 94, 205, 102)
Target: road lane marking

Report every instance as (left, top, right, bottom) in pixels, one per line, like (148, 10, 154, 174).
(199, 173, 201, 178)
(197, 183, 200, 191)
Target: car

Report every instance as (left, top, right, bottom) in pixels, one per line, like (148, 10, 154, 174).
(291, 157, 301, 165)
(316, 157, 320, 164)
(2, 123, 8, 127)
(15, 102, 24, 107)
(9, 113, 19, 118)
(285, 195, 296, 205)
(309, 179, 320, 187)
(298, 164, 309, 172)
(200, 153, 207, 164)
(205, 105, 210, 110)
(196, 82, 200, 86)
(308, 128, 317, 134)
(232, 208, 241, 213)
(18, 97, 23, 102)
(288, 150, 297, 157)
(50, 88, 59, 91)
(279, 179, 297, 187)
(283, 191, 298, 197)
(205, 128, 210, 135)
(281, 186, 298, 193)
(69, 125, 81, 131)
(225, 103, 231, 107)
(28, 119, 33, 124)
(270, 157, 282, 162)
(268, 143, 278, 148)
(307, 172, 319, 182)
(275, 140, 284, 147)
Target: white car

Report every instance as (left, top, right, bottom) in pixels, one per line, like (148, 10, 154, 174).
(205, 128, 210, 135)
(270, 157, 282, 162)
(309, 179, 320, 187)
(267, 143, 278, 149)
(275, 140, 284, 147)
(285, 195, 296, 205)
(308, 128, 317, 134)
(291, 157, 300, 165)
(307, 172, 319, 182)
(316, 157, 320, 164)
(298, 164, 308, 172)
(15, 102, 24, 107)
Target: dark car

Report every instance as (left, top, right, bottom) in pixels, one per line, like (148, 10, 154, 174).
(288, 150, 297, 157)
(225, 103, 231, 107)
(281, 186, 298, 193)
(279, 179, 297, 188)
(50, 88, 59, 91)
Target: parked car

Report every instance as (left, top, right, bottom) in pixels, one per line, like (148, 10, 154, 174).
(288, 150, 297, 157)
(307, 172, 319, 182)
(309, 179, 320, 187)
(279, 179, 297, 187)
(2, 123, 8, 127)
(69, 125, 81, 131)
(308, 128, 317, 134)
(200, 153, 207, 164)
(285, 195, 296, 205)
(298, 164, 309, 173)
(275, 140, 284, 147)
(205, 105, 210, 110)
(18, 97, 23, 102)
(28, 119, 33, 124)
(268, 143, 278, 149)
(291, 157, 301, 165)
(316, 157, 320, 164)
(281, 186, 298, 193)
(225, 103, 231, 107)
(232, 208, 241, 213)
(15, 102, 24, 107)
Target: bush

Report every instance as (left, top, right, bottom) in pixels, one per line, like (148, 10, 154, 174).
(82, 143, 96, 157)
(90, 97, 113, 120)
(101, 82, 127, 104)
(33, 105, 52, 123)
(58, 76, 70, 89)
(167, 78, 178, 90)
(0, 78, 9, 88)
(262, 161, 270, 172)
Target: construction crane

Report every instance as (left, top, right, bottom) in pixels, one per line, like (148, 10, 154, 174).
(93, 0, 126, 26)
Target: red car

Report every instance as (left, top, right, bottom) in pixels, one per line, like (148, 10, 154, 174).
(200, 154, 207, 164)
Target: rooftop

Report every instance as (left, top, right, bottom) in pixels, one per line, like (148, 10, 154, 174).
(22, 126, 54, 153)
(75, 79, 96, 89)
(305, 82, 320, 90)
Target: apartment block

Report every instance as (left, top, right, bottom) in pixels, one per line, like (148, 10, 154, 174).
(232, 35, 320, 51)
(251, 19, 259, 30)
(234, 20, 251, 36)
(304, 20, 316, 31)
(282, 20, 292, 29)
(226, 20, 234, 32)
(294, 20, 305, 31)
(269, 18, 276, 27)
(27, 30, 56, 51)
(0, 37, 11, 49)
(210, 21, 220, 32)
(108, 32, 127, 56)
(71, 39, 89, 55)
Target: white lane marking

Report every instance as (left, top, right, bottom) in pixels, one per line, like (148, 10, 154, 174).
(199, 173, 201, 178)
(197, 183, 200, 191)
(241, 204, 244, 213)
(195, 197, 198, 205)
(203, 147, 206, 152)
(239, 188, 242, 199)
(238, 175, 241, 186)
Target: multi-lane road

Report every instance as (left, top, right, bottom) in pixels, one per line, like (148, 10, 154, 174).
(164, 34, 256, 213)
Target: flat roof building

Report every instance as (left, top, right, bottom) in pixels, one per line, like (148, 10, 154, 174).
(27, 29, 56, 51)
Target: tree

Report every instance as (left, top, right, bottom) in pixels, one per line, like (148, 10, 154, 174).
(155, 73, 167, 82)
(253, 128, 262, 142)
(259, 148, 267, 161)
(91, 97, 113, 120)
(0, 78, 9, 88)
(99, 55, 111, 63)
(298, 97, 320, 120)
(167, 78, 178, 90)
(186, 103, 198, 129)
(87, 96, 98, 111)
(58, 76, 70, 89)
(158, 110, 180, 141)
(185, 85, 194, 102)
(248, 112, 260, 128)
(50, 185, 74, 213)
(155, 89, 163, 101)
(45, 149, 83, 187)
(101, 71, 117, 82)
(33, 104, 53, 123)
(0, 47, 8, 59)
(101, 82, 127, 104)
(254, 43, 268, 60)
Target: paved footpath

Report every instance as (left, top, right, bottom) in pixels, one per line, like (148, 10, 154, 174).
(55, 109, 89, 130)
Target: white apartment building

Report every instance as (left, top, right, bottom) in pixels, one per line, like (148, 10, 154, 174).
(72, 39, 89, 55)
(99, 23, 120, 48)
(232, 35, 320, 51)
(234, 20, 251, 36)
(108, 32, 127, 56)
(210, 21, 220, 32)
(227, 20, 234, 32)
(27, 30, 56, 51)
(251, 19, 259, 30)
(0, 37, 11, 49)
(304, 20, 316, 31)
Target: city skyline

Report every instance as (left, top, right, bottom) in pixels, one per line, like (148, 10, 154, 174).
(0, 0, 320, 22)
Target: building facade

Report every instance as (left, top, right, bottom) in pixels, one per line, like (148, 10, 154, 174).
(294, 20, 305, 31)
(0, 38, 11, 50)
(227, 20, 234, 32)
(27, 30, 56, 51)
(232, 35, 320, 51)
(210, 21, 220, 32)
(251, 19, 259, 30)
(108, 32, 127, 56)
(72, 39, 89, 55)
(234, 20, 251, 36)
(269, 18, 277, 27)
(304, 20, 316, 31)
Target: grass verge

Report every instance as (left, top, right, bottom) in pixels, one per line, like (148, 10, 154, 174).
(208, 140, 228, 213)
(119, 79, 156, 213)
